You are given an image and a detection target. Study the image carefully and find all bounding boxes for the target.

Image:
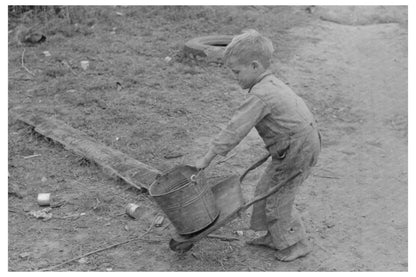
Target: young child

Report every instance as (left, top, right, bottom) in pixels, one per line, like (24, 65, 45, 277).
(195, 30, 321, 262)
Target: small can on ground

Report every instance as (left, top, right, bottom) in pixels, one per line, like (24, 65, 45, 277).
(80, 60, 89, 70)
(37, 193, 51, 206)
(125, 203, 140, 219)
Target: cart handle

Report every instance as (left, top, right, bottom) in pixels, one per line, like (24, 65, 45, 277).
(239, 153, 271, 183)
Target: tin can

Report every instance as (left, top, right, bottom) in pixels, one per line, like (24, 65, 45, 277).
(80, 60, 89, 71)
(37, 193, 51, 206)
(125, 203, 140, 219)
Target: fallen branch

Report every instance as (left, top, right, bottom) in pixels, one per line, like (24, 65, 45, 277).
(39, 220, 156, 271)
(23, 154, 41, 159)
(21, 48, 35, 76)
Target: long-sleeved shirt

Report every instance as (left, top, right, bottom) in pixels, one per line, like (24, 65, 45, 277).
(209, 71, 316, 156)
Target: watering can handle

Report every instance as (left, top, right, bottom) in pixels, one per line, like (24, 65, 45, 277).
(239, 153, 271, 183)
(190, 174, 197, 182)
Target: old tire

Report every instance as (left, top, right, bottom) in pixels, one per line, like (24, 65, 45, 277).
(184, 35, 234, 63)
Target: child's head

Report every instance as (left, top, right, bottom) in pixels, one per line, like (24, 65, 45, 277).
(223, 30, 274, 89)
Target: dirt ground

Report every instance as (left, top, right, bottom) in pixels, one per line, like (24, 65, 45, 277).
(7, 6, 408, 271)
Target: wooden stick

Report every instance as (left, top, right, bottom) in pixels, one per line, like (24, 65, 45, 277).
(23, 154, 41, 159)
(14, 114, 161, 191)
(40, 234, 151, 271)
(21, 49, 35, 76)
(39, 222, 155, 271)
(10, 112, 162, 192)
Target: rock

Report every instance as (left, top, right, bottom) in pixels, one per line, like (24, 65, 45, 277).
(78, 257, 88, 264)
(24, 32, 46, 44)
(19, 252, 30, 259)
(116, 82, 122, 91)
(29, 208, 52, 221)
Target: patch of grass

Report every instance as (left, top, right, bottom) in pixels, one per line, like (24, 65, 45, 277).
(9, 5, 308, 172)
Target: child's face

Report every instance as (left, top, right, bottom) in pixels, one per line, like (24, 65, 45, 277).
(227, 57, 265, 89)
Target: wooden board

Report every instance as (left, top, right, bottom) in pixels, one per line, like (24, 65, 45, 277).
(13, 113, 161, 190)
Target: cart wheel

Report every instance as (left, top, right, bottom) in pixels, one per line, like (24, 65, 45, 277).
(169, 239, 194, 253)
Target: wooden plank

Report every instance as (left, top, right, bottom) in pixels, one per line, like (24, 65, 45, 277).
(13, 113, 161, 191)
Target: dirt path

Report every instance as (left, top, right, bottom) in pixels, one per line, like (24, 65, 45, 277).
(301, 22, 406, 272)
(274, 10, 408, 271)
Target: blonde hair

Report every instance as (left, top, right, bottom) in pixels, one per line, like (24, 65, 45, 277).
(224, 30, 274, 68)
